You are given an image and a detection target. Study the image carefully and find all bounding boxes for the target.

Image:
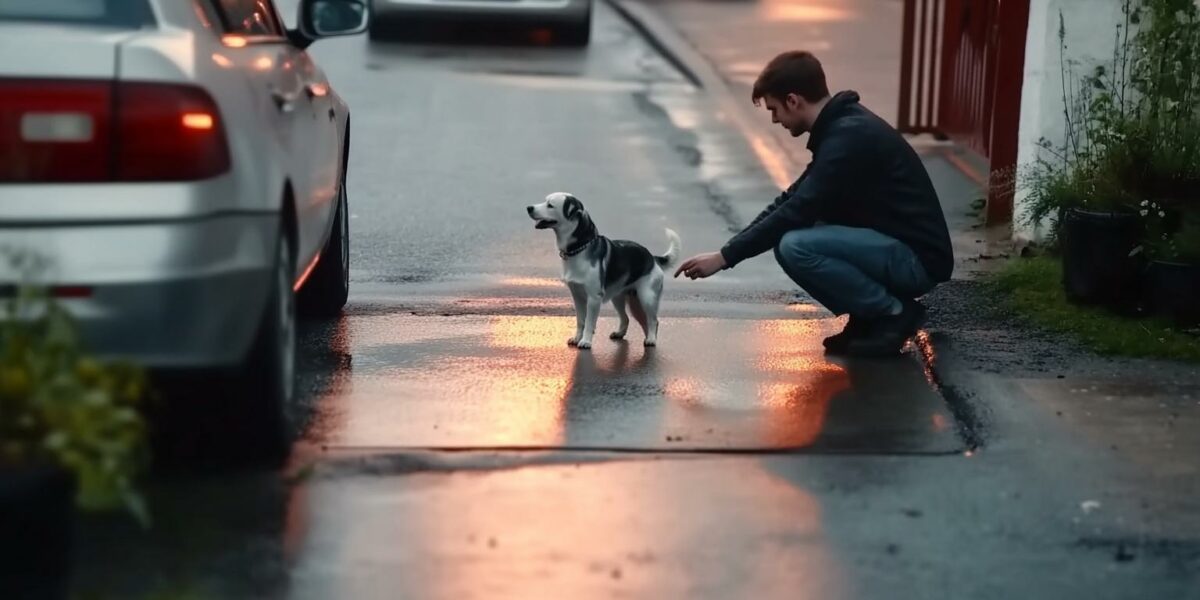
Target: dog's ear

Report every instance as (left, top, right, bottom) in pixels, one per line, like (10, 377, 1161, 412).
(562, 195, 584, 220)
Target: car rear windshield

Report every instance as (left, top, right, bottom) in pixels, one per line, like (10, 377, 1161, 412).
(0, 0, 154, 28)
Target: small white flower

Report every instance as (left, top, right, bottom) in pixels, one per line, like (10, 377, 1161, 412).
(1141, 200, 1150, 206)
(1141, 209, 1150, 216)
(1159, 211, 1167, 218)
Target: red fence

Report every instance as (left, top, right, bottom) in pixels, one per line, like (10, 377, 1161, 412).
(899, 0, 1031, 223)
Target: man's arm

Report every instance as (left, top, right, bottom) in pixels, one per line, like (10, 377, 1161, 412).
(719, 136, 857, 268)
(674, 171, 811, 281)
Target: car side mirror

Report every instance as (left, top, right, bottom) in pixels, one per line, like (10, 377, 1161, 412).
(293, 0, 368, 48)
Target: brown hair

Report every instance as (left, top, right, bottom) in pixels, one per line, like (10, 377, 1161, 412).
(751, 51, 830, 105)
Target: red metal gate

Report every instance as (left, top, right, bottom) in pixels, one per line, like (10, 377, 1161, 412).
(899, 0, 1030, 223)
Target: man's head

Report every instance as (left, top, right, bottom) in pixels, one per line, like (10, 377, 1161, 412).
(752, 51, 831, 137)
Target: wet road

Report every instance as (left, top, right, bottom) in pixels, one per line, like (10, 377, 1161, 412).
(67, 4, 1198, 600)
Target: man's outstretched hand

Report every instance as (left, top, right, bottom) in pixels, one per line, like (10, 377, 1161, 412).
(674, 252, 727, 280)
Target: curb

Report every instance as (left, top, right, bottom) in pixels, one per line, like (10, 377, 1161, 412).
(603, 0, 808, 187)
(603, 0, 705, 89)
(914, 333, 987, 451)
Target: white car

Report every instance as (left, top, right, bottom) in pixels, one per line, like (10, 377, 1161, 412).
(0, 0, 367, 460)
(369, 0, 592, 46)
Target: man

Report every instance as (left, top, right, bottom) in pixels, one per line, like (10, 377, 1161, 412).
(674, 51, 953, 357)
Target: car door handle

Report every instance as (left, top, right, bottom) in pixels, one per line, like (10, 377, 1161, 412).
(270, 89, 296, 113)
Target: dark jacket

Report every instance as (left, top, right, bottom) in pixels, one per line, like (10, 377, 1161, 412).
(720, 91, 954, 283)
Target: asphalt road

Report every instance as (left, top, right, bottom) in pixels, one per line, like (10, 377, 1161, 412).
(66, 3, 1199, 599)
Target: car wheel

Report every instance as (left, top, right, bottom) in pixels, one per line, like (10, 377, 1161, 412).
(298, 177, 350, 318)
(367, 0, 384, 39)
(558, 6, 591, 47)
(368, 9, 421, 41)
(367, 15, 388, 41)
(228, 226, 296, 465)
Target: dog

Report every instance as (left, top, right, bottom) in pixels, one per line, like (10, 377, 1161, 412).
(527, 192, 681, 350)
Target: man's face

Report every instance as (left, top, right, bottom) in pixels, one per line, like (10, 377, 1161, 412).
(762, 94, 809, 137)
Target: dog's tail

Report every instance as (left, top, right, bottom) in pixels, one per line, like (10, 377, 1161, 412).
(655, 228, 682, 268)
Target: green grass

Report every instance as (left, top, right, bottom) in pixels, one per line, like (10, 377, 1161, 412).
(989, 256, 1200, 362)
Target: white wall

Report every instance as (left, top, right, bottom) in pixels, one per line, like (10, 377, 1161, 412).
(1013, 0, 1127, 241)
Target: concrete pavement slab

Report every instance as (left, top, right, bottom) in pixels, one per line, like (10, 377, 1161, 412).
(296, 310, 960, 454)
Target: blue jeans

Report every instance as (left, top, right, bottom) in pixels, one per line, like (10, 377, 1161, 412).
(773, 225, 934, 318)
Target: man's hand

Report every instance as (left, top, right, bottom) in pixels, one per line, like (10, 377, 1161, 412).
(674, 252, 727, 280)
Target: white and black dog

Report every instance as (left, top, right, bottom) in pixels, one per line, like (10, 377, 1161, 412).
(527, 192, 681, 349)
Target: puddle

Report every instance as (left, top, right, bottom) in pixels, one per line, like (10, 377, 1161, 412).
(297, 313, 962, 454)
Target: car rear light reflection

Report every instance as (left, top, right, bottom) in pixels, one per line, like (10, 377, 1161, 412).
(293, 254, 321, 292)
(0, 79, 231, 183)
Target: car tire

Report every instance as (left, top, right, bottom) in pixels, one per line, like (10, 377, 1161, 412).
(367, 16, 389, 41)
(367, 0, 384, 39)
(298, 176, 350, 318)
(227, 226, 296, 465)
(368, 8, 422, 42)
(558, 6, 591, 47)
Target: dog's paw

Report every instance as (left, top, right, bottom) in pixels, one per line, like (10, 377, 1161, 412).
(609, 331, 627, 340)
(576, 340, 593, 350)
(567, 337, 579, 347)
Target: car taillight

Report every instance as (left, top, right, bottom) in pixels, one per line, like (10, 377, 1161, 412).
(115, 82, 230, 181)
(0, 79, 230, 183)
(0, 80, 114, 182)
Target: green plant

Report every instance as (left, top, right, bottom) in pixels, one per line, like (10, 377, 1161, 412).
(0, 252, 150, 524)
(1144, 207, 1200, 262)
(991, 256, 1200, 360)
(1024, 0, 1200, 253)
(1121, 0, 1200, 261)
(1022, 1, 1143, 231)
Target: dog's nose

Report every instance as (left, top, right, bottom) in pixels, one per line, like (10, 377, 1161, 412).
(526, 206, 534, 215)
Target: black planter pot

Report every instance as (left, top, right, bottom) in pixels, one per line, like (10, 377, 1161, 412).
(1060, 208, 1142, 308)
(1145, 260, 1200, 326)
(0, 465, 75, 600)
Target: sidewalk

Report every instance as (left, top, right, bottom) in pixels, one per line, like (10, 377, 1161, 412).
(608, 0, 1200, 566)
(634, 0, 904, 163)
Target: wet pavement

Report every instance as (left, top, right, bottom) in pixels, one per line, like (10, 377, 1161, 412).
(65, 1, 1200, 598)
(296, 310, 957, 453)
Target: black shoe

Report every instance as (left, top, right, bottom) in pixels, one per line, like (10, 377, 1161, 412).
(823, 315, 874, 355)
(846, 300, 926, 357)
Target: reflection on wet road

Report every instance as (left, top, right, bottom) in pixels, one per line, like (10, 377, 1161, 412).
(295, 308, 958, 454)
(286, 458, 848, 600)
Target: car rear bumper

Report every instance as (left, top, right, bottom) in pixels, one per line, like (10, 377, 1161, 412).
(0, 213, 278, 369)
(371, 0, 591, 22)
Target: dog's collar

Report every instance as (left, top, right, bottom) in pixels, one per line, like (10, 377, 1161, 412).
(560, 236, 597, 259)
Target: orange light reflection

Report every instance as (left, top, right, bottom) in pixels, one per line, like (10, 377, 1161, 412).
(181, 113, 213, 130)
(752, 319, 847, 447)
(481, 316, 574, 444)
(749, 134, 793, 190)
(498, 276, 563, 289)
(759, 0, 853, 22)
(210, 52, 233, 68)
(785, 302, 824, 314)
